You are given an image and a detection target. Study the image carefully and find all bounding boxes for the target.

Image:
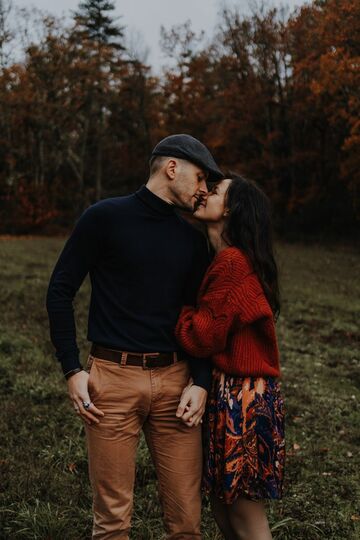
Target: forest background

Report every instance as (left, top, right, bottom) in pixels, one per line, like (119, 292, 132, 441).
(0, 0, 359, 237)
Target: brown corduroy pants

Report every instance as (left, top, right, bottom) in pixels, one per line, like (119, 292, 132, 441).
(84, 353, 202, 540)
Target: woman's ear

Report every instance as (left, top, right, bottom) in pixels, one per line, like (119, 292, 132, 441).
(223, 208, 230, 217)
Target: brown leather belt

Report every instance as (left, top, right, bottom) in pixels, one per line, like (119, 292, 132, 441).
(90, 344, 180, 369)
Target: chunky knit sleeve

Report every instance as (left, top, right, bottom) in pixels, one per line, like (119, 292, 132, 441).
(176, 304, 235, 357)
(175, 249, 272, 358)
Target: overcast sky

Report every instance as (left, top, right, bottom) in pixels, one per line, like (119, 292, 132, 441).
(17, 0, 309, 71)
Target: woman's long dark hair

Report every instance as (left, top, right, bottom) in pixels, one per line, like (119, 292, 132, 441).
(222, 173, 280, 319)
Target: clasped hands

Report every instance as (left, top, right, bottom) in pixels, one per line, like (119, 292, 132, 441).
(176, 378, 207, 427)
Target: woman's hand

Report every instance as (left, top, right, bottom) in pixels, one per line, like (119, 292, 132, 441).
(176, 379, 207, 427)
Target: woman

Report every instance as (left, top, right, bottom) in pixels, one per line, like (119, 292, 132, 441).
(175, 174, 285, 540)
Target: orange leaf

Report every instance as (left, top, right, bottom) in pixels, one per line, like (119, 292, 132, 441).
(68, 462, 77, 473)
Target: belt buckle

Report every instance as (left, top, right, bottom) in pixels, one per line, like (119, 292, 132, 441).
(142, 352, 160, 369)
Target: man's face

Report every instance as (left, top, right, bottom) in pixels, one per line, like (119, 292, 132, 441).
(169, 160, 209, 212)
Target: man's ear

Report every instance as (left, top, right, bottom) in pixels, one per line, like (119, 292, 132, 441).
(165, 159, 177, 180)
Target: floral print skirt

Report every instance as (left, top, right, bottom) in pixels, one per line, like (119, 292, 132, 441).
(203, 368, 285, 503)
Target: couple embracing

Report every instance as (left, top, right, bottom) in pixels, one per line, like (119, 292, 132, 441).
(46, 134, 285, 540)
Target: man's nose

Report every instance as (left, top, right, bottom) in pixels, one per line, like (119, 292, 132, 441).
(199, 180, 208, 194)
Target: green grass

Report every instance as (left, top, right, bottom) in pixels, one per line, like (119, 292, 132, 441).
(0, 237, 359, 539)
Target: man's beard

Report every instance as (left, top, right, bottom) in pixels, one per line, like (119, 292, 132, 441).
(173, 196, 196, 213)
(193, 194, 206, 213)
(172, 193, 205, 214)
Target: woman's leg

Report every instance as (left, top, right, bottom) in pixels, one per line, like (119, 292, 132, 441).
(227, 497, 272, 540)
(209, 495, 237, 540)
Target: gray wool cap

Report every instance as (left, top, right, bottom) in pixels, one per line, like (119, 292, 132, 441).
(151, 134, 224, 181)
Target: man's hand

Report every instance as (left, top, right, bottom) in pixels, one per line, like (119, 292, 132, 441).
(67, 370, 105, 425)
(176, 379, 207, 427)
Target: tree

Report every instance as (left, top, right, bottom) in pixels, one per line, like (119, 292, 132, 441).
(287, 0, 360, 226)
(0, 0, 13, 68)
(72, 0, 125, 200)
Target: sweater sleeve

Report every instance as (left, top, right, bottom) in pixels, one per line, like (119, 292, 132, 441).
(46, 204, 104, 375)
(176, 257, 268, 358)
(176, 303, 238, 358)
(176, 260, 238, 357)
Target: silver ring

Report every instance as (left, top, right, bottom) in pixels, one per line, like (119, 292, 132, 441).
(82, 401, 91, 410)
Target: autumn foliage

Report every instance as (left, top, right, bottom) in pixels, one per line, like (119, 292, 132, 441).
(0, 0, 358, 234)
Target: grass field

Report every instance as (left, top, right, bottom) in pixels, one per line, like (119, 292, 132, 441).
(0, 237, 359, 539)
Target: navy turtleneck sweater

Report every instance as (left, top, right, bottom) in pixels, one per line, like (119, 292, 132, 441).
(46, 185, 212, 389)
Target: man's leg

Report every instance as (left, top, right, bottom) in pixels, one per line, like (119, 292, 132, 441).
(85, 356, 151, 540)
(143, 360, 203, 540)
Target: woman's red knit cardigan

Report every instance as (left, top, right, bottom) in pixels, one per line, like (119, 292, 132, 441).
(176, 246, 280, 377)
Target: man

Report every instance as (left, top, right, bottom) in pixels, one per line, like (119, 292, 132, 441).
(46, 134, 223, 539)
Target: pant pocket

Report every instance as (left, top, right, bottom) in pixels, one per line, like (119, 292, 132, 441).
(85, 354, 94, 373)
(86, 356, 103, 400)
(162, 360, 191, 399)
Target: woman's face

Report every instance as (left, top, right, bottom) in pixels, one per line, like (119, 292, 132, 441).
(194, 178, 232, 222)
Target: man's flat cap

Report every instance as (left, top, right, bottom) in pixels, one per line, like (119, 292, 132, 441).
(151, 134, 223, 181)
